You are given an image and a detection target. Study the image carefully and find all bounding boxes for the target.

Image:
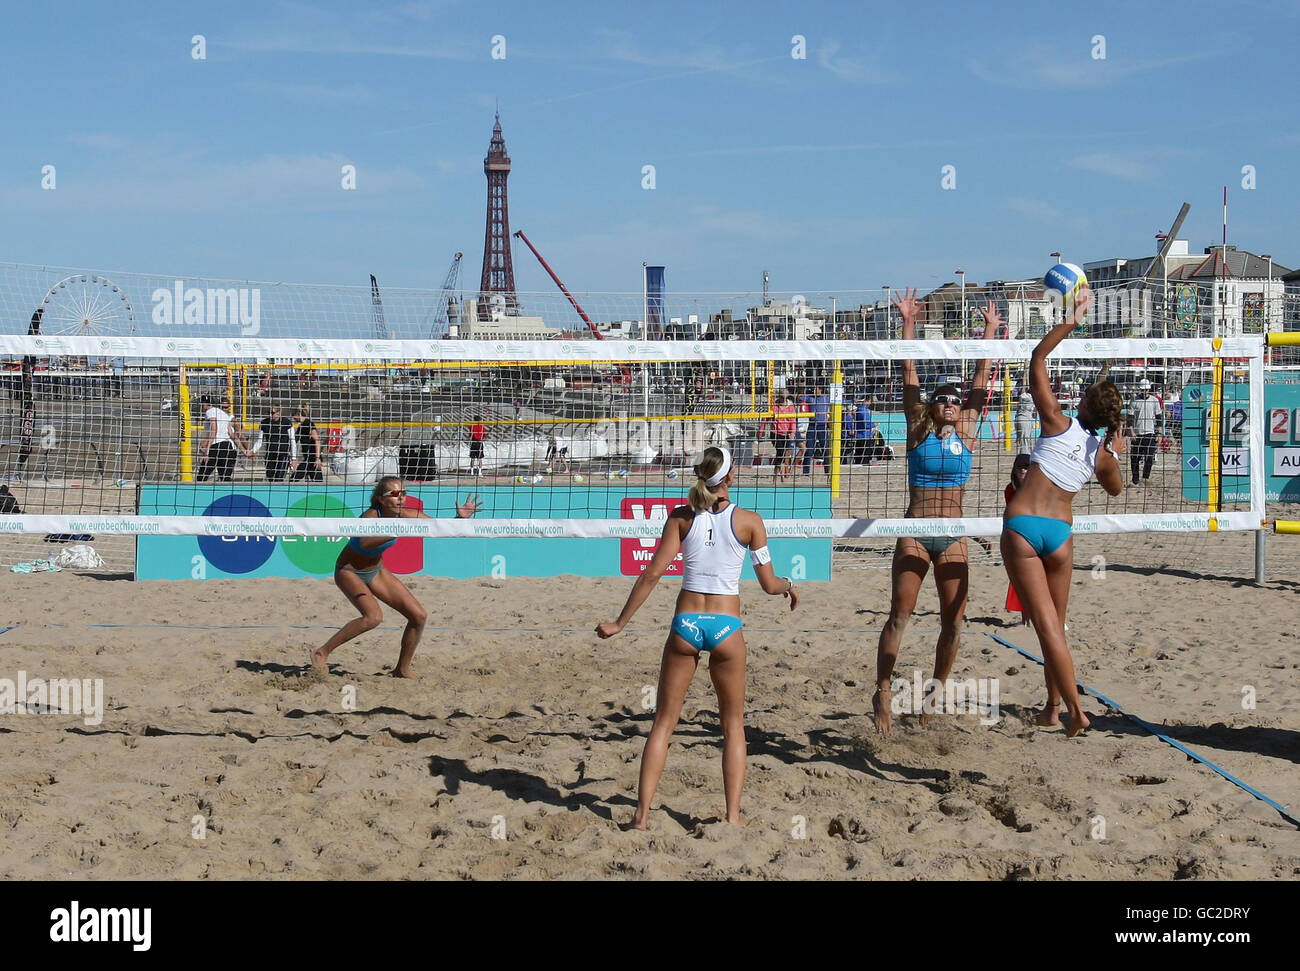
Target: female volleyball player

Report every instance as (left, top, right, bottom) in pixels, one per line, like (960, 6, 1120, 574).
(596, 445, 798, 829)
(311, 477, 481, 679)
(1003, 287, 1125, 736)
(872, 289, 1002, 735)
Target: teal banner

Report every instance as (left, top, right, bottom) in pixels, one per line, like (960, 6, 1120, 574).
(136, 484, 832, 581)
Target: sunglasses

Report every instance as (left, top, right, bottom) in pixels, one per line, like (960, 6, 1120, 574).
(931, 394, 962, 405)
(383, 489, 407, 498)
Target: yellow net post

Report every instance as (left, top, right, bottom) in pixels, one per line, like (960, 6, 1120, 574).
(179, 365, 194, 482)
(1002, 369, 1013, 452)
(1207, 338, 1224, 516)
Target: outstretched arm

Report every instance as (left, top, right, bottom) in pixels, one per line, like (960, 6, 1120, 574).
(893, 288, 923, 417)
(1030, 287, 1091, 435)
(596, 515, 685, 637)
(959, 302, 1003, 434)
(407, 492, 482, 519)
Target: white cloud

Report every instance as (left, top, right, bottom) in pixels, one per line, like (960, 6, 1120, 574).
(817, 42, 897, 84)
(1069, 149, 1185, 184)
(969, 47, 1216, 90)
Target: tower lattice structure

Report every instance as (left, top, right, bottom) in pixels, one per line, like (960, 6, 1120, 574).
(478, 112, 520, 319)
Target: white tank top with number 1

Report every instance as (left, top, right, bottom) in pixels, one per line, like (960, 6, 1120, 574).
(681, 503, 746, 596)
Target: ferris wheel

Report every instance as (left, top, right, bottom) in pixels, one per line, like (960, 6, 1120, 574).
(39, 274, 137, 337)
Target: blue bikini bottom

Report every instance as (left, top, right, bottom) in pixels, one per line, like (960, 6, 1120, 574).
(671, 613, 743, 652)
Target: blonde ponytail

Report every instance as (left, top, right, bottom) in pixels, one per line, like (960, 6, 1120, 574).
(689, 446, 727, 511)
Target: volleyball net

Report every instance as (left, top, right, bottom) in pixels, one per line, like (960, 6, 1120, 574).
(0, 259, 1272, 554)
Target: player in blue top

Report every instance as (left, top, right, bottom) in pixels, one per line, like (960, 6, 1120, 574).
(872, 288, 1001, 734)
(312, 476, 481, 679)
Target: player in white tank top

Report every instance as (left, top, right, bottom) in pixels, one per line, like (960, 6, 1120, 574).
(1002, 286, 1126, 738)
(680, 503, 747, 595)
(596, 446, 799, 829)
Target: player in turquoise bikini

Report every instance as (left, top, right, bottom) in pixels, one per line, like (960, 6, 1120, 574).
(872, 288, 1002, 735)
(597, 446, 799, 829)
(1003, 286, 1125, 736)
(312, 476, 481, 679)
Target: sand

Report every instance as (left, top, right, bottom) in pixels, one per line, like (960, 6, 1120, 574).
(0, 541, 1297, 882)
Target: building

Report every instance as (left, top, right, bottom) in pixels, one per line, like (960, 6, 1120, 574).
(1165, 246, 1292, 336)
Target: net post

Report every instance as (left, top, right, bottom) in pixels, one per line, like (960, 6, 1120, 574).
(179, 365, 194, 482)
(1207, 339, 1224, 514)
(1002, 369, 1013, 452)
(1255, 528, 1265, 585)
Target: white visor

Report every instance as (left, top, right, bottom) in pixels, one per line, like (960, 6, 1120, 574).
(704, 447, 733, 486)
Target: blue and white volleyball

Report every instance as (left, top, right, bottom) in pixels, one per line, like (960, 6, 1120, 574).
(666, 469, 679, 479)
(515, 475, 530, 484)
(616, 469, 628, 479)
(531, 474, 545, 484)
(1044, 262, 1087, 306)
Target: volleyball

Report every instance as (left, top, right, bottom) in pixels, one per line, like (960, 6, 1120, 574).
(1044, 262, 1087, 304)
(515, 475, 529, 484)
(531, 474, 545, 484)
(616, 469, 628, 479)
(666, 469, 679, 479)
(572, 474, 585, 483)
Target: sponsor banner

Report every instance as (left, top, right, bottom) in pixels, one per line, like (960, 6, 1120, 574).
(0, 335, 1253, 363)
(133, 485, 832, 580)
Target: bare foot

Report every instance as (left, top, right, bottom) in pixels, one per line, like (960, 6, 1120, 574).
(726, 814, 748, 828)
(309, 648, 330, 675)
(1034, 702, 1061, 727)
(1065, 709, 1091, 738)
(392, 663, 417, 679)
(623, 816, 649, 831)
(872, 687, 892, 736)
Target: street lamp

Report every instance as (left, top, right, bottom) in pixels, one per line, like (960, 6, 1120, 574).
(1156, 233, 1170, 339)
(882, 285, 891, 338)
(955, 269, 966, 339)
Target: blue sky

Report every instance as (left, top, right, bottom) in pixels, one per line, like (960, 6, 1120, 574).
(3, 0, 1298, 299)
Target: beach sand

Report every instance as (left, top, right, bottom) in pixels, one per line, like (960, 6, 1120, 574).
(1, 544, 1297, 881)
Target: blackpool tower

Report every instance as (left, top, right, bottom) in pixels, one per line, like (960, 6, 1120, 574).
(478, 112, 519, 318)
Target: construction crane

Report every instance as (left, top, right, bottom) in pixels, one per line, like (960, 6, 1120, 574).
(427, 253, 463, 339)
(513, 230, 604, 340)
(369, 274, 389, 340)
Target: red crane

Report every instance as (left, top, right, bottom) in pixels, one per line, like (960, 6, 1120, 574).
(513, 230, 604, 340)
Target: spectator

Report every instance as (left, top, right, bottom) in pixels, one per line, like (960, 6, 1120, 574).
(196, 395, 244, 482)
(291, 404, 323, 481)
(258, 405, 293, 482)
(855, 395, 878, 463)
(1130, 380, 1162, 486)
(469, 421, 487, 476)
(841, 401, 857, 464)
(545, 434, 570, 473)
(803, 385, 830, 475)
(773, 395, 797, 481)
(1015, 387, 1037, 454)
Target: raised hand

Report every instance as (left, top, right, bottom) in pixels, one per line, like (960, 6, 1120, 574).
(1067, 285, 1092, 329)
(457, 493, 483, 518)
(891, 287, 922, 323)
(979, 301, 1005, 339)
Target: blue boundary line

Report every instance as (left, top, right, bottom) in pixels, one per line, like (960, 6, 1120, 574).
(0, 626, 15, 636)
(987, 632, 1300, 828)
